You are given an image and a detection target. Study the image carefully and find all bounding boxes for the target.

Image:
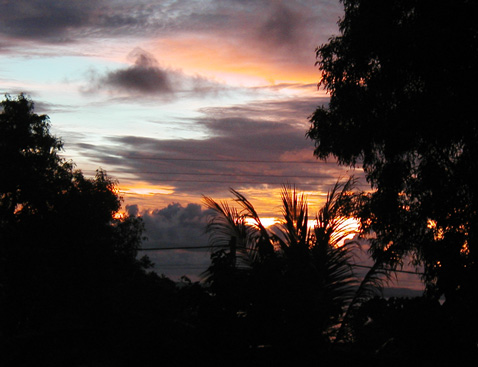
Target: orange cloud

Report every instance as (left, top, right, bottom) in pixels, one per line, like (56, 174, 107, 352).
(150, 37, 320, 86)
(120, 182, 175, 196)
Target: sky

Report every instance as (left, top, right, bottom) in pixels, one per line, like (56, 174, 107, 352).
(0, 0, 423, 291)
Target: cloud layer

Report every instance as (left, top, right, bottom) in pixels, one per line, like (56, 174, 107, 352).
(0, 1, 424, 292)
(75, 95, 355, 208)
(0, 0, 379, 284)
(90, 48, 228, 99)
(127, 202, 212, 280)
(0, 0, 102, 41)
(0, 0, 342, 69)
(103, 49, 173, 94)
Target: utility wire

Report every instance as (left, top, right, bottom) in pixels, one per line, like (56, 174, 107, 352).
(139, 245, 222, 251)
(138, 247, 424, 276)
(98, 156, 337, 164)
(109, 178, 371, 188)
(72, 155, 366, 185)
(64, 153, 350, 167)
(352, 264, 424, 276)
(110, 171, 339, 179)
(120, 179, 359, 185)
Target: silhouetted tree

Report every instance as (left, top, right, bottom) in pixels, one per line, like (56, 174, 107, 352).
(307, 0, 478, 347)
(0, 95, 159, 365)
(350, 296, 474, 365)
(201, 178, 385, 360)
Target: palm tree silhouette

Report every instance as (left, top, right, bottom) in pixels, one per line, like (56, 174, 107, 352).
(202, 177, 387, 350)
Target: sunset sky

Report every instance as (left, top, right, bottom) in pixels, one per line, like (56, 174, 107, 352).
(0, 0, 422, 289)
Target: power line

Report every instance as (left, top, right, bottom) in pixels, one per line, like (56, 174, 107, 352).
(65, 154, 366, 184)
(125, 181, 369, 188)
(102, 156, 336, 164)
(119, 179, 347, 186)
(152, 265, 207, 270)
(84, 170, 369, 187)
(353, 264, 424, 276)
(139, 247, 424, 276)
(111, 171, 339, 179)
(108, 173, 369, 186)
(139, 245, 220, 251)
(63, 154, 341, 165)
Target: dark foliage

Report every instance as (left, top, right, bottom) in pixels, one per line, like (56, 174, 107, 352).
(0, 95, 211, 366)
(307, 0, 478, 337)
(200, 179, 390, 360)
(350, 296, 478, 365)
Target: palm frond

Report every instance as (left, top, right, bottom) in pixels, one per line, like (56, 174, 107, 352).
(277, 184, 311, 252)
(230, 188, 275, 259)
(201, 177, 388, 344)
(315, 176, 358, 249)
(202, 195, 248, 249)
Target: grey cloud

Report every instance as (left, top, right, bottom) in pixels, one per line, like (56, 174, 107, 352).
(256, 83, 319, 92)
(0, 0, 164, 42)
(126, 204, 140, 216)
(101, 48, 173, 95)
(171, 0, 342, 62)
(103, 61, 172, 94)
(0, 0, 103, 41)
(75, 96, 356, 198)
(259, 2, 302, 46)
(200, 97, 328, 124)
(135, 202, 421, 286)
(0, 0, 342, 73)
(141, 203, 210, 247)
(128, 48, 159, 68)
(93, 48, 228, 97)
(98, 5, 155, 30)
(254, 1, 341, 61)
(0, 0, 219, 41)
(138, 202, 212, 280)
(1, 1, 341, 52)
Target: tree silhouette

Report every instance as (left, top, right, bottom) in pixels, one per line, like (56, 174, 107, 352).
(307, 1, 478, 342)
(0, 95, 160, 365)
(201, 177, 386, 358)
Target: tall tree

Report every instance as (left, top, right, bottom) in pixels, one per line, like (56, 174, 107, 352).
(0, 95, 148, 340)
(201, 178, 382, 352)
(0, 94, 70, 220)
(307, 0, 478, 331)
